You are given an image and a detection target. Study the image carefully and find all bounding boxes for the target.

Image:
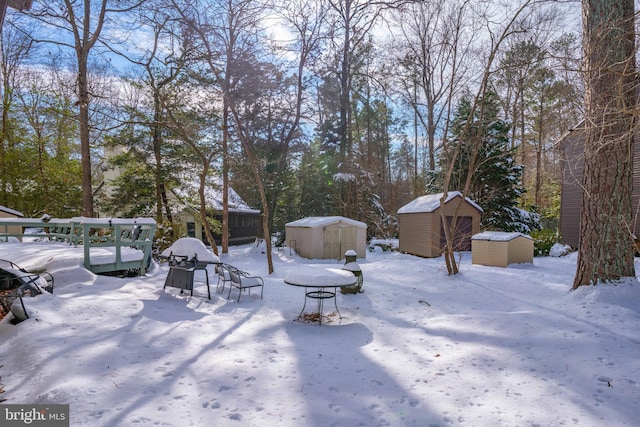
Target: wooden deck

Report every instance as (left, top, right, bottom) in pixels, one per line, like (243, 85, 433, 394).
(0, 217, 156, 276)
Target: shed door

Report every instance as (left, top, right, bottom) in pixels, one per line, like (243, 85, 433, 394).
(440, 216, 473, 251)
(323, 227, 340, 259)
(340, 226, 357, 255)
(323, 226, 356, 259)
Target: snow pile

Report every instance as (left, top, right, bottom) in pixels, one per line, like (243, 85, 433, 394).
(160, 237, 220, 263)
(549, 242, 572, 257)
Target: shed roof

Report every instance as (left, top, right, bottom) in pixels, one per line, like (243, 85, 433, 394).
(0, 205, 23, 217)
(286, 216, 366, 229)
(397, 192, 483, 214)
(472, 231, 532, 241)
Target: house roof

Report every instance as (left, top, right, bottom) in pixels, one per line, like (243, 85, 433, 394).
(173, 178, 260, 214)
(472, 231, 532, 241)
(0, 205, 24, 217)
(285, 216, 366, 229)
(397, 192, 483, 214)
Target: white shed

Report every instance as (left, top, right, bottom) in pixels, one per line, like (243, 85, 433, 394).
(285, 216, 367, 260)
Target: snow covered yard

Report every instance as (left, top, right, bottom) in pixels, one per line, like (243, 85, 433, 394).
(1, 241, 639, 426)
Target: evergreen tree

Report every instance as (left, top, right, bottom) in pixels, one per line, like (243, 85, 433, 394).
(296, 139, 340, 218)
(445, 91, 538, 232)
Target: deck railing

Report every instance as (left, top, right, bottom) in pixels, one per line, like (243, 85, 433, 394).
(0, 217, 156, 276)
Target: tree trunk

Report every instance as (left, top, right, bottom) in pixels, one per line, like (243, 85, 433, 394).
(77, 54, 94, 217)
(535, 97, 543, 207)
(222, 101, 229, 254)
(228, 104, 274, 273)
(153, 92, 165, 224)
(574, 0, 636, 288)
(197, 166, 219, 256)
(0, 73, 9, 206)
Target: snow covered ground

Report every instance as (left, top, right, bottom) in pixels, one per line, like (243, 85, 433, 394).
(1, 240, 639, 426)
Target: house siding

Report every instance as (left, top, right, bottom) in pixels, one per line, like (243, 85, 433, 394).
(559, 128, 584, 249)
(179, 210, 259, 246)
(560, 124, 640, 249)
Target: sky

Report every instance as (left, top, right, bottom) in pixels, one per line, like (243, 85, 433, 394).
(1, 238, 640, 426)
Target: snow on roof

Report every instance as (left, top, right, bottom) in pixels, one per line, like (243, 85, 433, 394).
(472, 231, 532, 241)
(173, 178, 260, 214)
(397, 192, 483, 214)
(285, 216, 367, 229)
(0, 205, 23, 217)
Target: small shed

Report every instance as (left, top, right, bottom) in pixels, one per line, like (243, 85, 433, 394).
(0, 205, 24, 241)
(472, 231, 533, 268)
(398, 192, 482, 258)
(285, 216, 367, 260)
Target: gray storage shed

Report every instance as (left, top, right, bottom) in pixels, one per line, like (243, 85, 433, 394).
(285, 216, 367, 260)
(398, 192, 482, 258)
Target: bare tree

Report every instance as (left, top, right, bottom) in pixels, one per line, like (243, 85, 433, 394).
(113, 4, 196, 226)
(0, 16, 34, 206)
(438, 0, 545, 275)
(174, 0, 280, 270)
(26, 0, 144, 217)
(163, 94, 222, 256)
(325, 0, 403, 218)
(392, 0, 474, 194)
(266, 0, 327, 229)
(573, 0, 636, 288)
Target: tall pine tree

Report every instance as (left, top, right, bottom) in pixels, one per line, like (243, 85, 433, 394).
(444, 91, 538, 232)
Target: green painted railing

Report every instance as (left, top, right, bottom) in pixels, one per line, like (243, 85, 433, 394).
(0, 217, 156, 276)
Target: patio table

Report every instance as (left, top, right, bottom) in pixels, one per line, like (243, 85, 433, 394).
(284, 267, 357, 324)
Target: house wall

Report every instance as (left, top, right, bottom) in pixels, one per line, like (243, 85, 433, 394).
(177, 210, 259, 246)
(559, 128, 585, 249)
(399, 197, 481, 258)
(560, 125, 640, 249)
